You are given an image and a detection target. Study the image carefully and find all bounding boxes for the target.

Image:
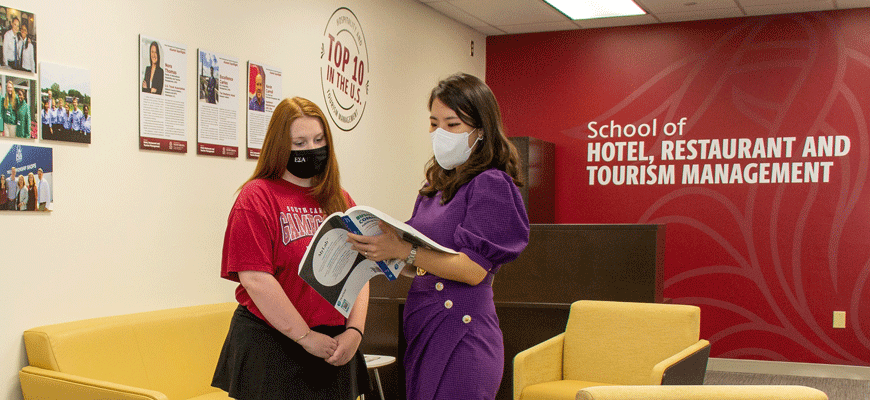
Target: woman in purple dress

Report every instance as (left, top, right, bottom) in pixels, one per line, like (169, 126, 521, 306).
(348, 73, 530, 400)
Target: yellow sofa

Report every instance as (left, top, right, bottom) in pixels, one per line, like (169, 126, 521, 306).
(19, 302, 237, 400)
(576, 385, 828, 399)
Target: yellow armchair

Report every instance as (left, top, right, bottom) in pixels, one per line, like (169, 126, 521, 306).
(19, 303, 237, 400)
(514, 300, 711, 400)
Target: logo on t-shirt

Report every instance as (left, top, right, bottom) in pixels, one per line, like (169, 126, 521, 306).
(280, 206, 324, 245)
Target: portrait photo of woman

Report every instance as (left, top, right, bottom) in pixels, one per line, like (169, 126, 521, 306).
(141, 41, 163, 95)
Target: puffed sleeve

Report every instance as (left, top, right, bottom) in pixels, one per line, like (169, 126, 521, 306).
(454, 169, 530, 273)
(220, 182, 276, 282)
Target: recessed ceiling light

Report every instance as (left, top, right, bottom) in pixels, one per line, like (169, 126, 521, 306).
(544, 0, 646, 20)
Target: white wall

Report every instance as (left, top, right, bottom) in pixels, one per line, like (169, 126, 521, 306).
(2, 0, 485, 398)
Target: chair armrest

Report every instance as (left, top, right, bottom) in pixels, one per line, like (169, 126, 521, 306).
(19, 366, 168, 400)
(513, 333, 564, 400)
(650, 340, 711, 385)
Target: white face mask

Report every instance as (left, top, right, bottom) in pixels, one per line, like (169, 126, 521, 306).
(430, 127, 481, 170)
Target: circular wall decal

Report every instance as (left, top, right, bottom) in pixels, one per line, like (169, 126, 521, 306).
(321, 7, 369, 131)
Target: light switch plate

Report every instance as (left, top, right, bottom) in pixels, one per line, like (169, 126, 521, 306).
(833, 311, 846, 329)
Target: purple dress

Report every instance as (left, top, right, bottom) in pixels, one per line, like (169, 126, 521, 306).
(404, 169, 530, 400)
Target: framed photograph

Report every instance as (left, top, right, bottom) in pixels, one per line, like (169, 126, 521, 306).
(1, 144, 51, 212)
(39, 63, 91, 143)
(0, 6, 36, 74)
(197, 49, 238, 157)
(139, 34, 187, 152)
(0, 73, 36, 140)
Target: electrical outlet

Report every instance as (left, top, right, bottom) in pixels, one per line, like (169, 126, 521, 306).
(833, 311, 846, 329)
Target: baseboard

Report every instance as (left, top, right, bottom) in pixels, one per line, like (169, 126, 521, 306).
(707, 357, 870, 380)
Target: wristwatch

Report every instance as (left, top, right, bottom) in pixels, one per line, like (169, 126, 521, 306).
(404, 244, 418, 266)
(406, 245, 427, 276)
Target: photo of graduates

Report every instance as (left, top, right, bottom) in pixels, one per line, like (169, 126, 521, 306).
(0, 74, 36, 139)
(0, 6, 35, 73)
(198, 51, 219, 104)
(39, 63, 91, 144)
(1, 144, 51, 212)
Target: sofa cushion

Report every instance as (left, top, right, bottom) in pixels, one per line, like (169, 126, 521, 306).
(576, 385, 829, 400)
(520, 380, 617, 400)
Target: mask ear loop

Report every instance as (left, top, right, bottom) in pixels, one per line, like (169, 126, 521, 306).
(470, 129, 483, 150)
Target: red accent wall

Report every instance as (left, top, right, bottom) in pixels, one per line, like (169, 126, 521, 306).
(487, 9, 870, 365)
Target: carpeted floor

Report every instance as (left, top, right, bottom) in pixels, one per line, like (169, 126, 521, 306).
(704, 370, 870, 400)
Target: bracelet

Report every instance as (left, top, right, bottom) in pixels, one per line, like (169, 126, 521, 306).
(346, 326, 363, 338)
(292, 329, 311, 343)
(404, 244, 418, 266)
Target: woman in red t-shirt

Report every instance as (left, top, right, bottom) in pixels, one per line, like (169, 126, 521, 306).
(212, 97, 369, 400)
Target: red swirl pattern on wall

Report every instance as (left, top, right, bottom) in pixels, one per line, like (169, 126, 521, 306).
(487, 9, 870, 365)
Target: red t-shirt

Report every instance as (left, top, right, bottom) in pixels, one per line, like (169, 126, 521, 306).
(221, 178, 354, 328)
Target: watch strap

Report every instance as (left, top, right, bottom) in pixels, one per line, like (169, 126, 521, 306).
(404, 244, 418, 266)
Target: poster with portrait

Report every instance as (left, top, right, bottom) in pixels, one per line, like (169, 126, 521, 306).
(1, 144, 51, 212)
(196, 49, 239, 158)
(139, 34, 187, 153)
(0, 74, 36, 140)
(0, 6, 36, 74)
(246, 62, 281, 159)
(39, 63, 91, 143)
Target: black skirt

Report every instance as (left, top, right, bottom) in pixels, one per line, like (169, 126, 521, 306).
(212, 305, 370, 400)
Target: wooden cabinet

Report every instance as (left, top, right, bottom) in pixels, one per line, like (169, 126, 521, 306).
(509, 136, 555, 224)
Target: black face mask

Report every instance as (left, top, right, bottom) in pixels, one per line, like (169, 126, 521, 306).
(287, 146, 329, 179)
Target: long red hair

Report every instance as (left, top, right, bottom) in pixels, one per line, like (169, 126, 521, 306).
(243, 97, 349, 215)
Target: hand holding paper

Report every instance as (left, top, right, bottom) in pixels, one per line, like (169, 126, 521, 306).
(298, 205, 456, 317)
(346, 220, 412, 263)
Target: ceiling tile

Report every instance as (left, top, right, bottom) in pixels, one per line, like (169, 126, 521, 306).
(637, 0, 740, 13)
(656, 8, 746, 23)
(737, 0, 832, 7)
(576, 14, 660, 29)
(426, 1, 491, 28)
(744, 1, 833, 16)
(836, 0, 870, 9)
(498, 20, 582, 34)
(448, 0, 568, 26)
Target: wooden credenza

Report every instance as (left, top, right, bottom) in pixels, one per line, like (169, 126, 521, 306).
(359, 223, 666, 400)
